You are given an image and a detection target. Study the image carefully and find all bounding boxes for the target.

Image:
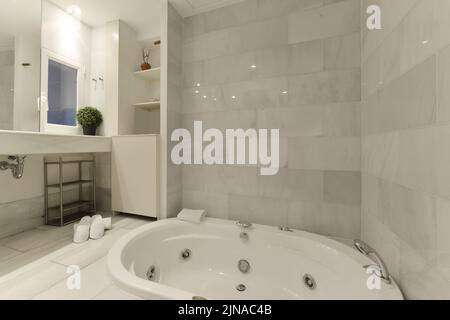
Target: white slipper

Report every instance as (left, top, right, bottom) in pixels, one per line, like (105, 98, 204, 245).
(102, 217, 112, 230)
(73, 216, 92, 244)
(90, 215, 105, 240)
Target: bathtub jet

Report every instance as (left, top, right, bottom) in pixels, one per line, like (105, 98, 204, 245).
(171, 121, 280, 176)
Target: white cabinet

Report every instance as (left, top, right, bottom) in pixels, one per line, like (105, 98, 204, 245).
(112, 135, 159, 218)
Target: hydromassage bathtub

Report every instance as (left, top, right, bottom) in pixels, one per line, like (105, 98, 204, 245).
(107, 218, 403, 300)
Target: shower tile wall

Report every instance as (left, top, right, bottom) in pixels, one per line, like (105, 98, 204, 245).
(180, 0, 361, 238)
(361, 0, 450, 299)
(166, 3, 184, 217)
(0, 50, 14, 130)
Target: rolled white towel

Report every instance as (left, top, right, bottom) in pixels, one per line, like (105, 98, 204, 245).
(90, 215, 105, 240)
(178, 208, 206, 224)
(73, 216, 92, 244)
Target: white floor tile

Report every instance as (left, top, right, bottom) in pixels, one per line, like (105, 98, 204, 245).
(0, 262, 68, 300)
(94, 284, 142, 300)
(51, 228, 130, 268)
(33, 257, 112, 300)
(0, 225, 73, 252)
(0, 237, 72, 277)
(0, 246, 21, 263)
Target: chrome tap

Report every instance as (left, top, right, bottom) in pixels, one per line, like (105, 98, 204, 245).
(237, 221, 252, 241)
(354, 239, 391, 284)
(0, 156, 26, 179)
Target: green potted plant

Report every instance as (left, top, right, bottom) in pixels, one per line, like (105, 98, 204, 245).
(76, 107, 103, 136)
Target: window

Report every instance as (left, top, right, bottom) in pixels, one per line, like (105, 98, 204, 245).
(40, 50, 82, 135)
(47, 59, 78, 127)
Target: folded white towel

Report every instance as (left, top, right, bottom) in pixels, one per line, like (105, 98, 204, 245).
(90, 215, 105, 240)
(73, 216, 91, 244)
(178, 208, 206, 224)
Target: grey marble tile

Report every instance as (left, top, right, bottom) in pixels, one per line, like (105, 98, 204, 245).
(324, 32, 361, 70)
(323, 171, 361, 206)
(288, 0, 360, 44)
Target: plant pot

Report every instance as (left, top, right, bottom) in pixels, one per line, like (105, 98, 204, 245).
(141, 63, 151, 71)
(83, 126, 97, 136)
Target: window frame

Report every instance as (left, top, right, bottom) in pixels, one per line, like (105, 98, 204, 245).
(40, 49, 82, 135)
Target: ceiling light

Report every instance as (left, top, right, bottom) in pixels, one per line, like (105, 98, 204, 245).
(67, 5, 82, 19)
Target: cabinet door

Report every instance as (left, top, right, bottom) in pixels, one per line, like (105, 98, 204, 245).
(112, 136, 159, 218)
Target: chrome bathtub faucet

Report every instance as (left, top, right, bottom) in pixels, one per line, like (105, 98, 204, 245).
(354, 239, 391, 284)
(237, 221, 252, 241)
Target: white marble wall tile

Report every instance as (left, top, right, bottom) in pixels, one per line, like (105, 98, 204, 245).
(324, 32, 361, 70)
(288, 69, 361, 106)
(183, 29, 232, 63)
(287, 201, 321, 232)
(323, 171, 361, 206)
(180, 0, 361, 239)
(436, 197, 450, 273)
(183, 109, 257, 130)
(229, 195, 288, 227)
(182, 190, 229, 220)
(376, 55, 436, 133)
(257, 106, 324, 137)
(399, 240, 450, 300)
(323, 102, 361, 136)
(257, 0, 322, 21)
(183, 0, 259, 39)
(288, 0, 360, 44)
(361, 0, 419, 63)
(289, 137, 361, 171)
(317, 203, 361, 239)
(289, 40, 324, 74)
(437, 43, 450, 123)
(258, 169, 324, 202)
(229, 17, 288, 55)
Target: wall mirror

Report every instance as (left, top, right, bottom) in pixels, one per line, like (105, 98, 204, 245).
(40, 0, 162, 136)
(0, 0, 41, 132)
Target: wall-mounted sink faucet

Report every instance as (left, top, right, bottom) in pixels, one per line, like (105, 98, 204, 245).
(0, 156, 26, 179)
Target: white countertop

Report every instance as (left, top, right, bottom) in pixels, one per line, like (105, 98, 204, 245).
(0, 130, 111, 155)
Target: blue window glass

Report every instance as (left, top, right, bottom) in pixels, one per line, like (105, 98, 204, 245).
(47, 59, 77, 126)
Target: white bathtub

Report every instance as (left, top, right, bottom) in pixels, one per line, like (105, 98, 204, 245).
(107, 218, 403, 300)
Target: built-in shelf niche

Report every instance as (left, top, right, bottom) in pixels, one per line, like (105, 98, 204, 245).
(134, 67, 161, 82)
(133, 101, 160, 111)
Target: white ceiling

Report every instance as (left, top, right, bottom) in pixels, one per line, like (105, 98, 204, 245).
(0, 0, 246, 48)
(0, 0, 41, 49)
(170, 0, 247, 17)
(51, 0, 162, 40)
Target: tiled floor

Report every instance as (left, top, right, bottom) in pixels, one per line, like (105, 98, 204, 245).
(0, 215, 354, 300)
(0, 214, 151, 300)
